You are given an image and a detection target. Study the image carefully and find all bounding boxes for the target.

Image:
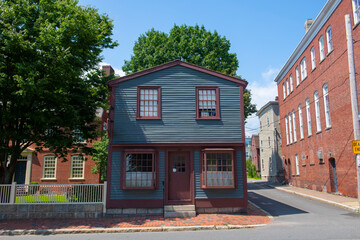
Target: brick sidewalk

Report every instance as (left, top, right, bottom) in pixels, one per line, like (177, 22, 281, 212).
(0, 203, 271, 234)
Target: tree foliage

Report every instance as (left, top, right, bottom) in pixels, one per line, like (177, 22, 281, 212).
(123, 24, 257, 119)
(91, 133, 108, 181)
(0, 0, 117, 183)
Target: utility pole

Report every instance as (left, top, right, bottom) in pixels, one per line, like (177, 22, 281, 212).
(345, 14, 360, 209)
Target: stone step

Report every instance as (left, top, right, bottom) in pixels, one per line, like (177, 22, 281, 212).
(164, 205, 195, 212)
(164, 211, 196, 218)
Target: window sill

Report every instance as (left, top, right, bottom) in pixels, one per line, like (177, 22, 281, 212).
(325, 126, 332, 131)
(136, 117, 162, 120)
(311, 67, 316, 72)
(302, 164, 306, 167)
(319, 161, 325, 165)
(327, 49, 333, 56)
(196, 117, 221, 120)
(319, 58, 325, 64)
(40, 178, 57, 181)
(309, 163, 315, 166)
(308, 134, 312, 138)
(122, 187, 157, 190)
(300, 138, 304, 141)
(316, 130, 322, 135)
(353, 21, 360, 29)
(301, 76, 307, 82)
(201, 186, 235, 189)
(69, 178, 85, 181)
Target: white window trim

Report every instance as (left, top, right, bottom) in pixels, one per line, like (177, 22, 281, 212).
(283, 83, 286, 100)
(323, 84, 331, 128)
(296, 66, 300, 86)
(286, 79, 290, 96)
(295, 154, 300, 176)
(42, 156, 57, 180)
(288, 113, 293, 144)
(310, 47, 316, 70)
(300, 57, 307, 81)
(326, 26, 333, 53)
(292, 110, 297, 142)
(352, 0, 360, 25)
(70, 155, 85, 179)
(285, 116, 289, 145)
(319, 36, 325, 61)
(306, 98, 312, 136)
(290, 74, 293, 92)
(314, 91, 321, 132)
(298, 104, 304, 139)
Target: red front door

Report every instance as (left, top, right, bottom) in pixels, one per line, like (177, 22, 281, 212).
(168, 151, 191, 203)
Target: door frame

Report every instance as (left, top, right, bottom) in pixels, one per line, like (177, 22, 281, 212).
(164, 149, 194, 205)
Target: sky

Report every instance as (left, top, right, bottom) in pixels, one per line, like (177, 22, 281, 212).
(78, 0, 328, 137)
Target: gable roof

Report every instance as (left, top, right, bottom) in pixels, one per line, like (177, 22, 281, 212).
(108, 60, 248, 87)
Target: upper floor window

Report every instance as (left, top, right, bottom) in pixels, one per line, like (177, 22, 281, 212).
(260, 120, 262, 130)
(290, 74, 294, 92)
(70, 155, 85, 179)
(306, 98, 312, 136)
(352, 0, 360, 25)
(296, 66, 300, 86)
(310, 47, 316, 70)
(268, 136, 271, 146)
(314, 91, 321, 132)
(298, 104, 304, 139)
(267, 114, 270, 126)
(42, 156, 56, 179)
(137, 86, 161, 119)
(286, 79, 290, 96)
(285, 116, 289, 145)
(288, 113, 293, 144)
(201, 149, 235, 188)
(292, 110, 297, 142)
(123, 151, 157, 189)
(283, 83, 286, 99)
(323, 84, 331, 128)
(300, 57, 307, 81)
(319, 36, 325, 61)
(326, 26, 333, 53)
(196, 87, 220, 119)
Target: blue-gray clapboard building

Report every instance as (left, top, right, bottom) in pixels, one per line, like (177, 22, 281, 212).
(107, 60, 248, 216)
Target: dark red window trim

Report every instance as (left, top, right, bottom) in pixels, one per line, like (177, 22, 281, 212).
(195, 86, 220, 120)
(136, 86, 161, 120)
(121, 150, 158, 190)
(200, 148, 236, 189)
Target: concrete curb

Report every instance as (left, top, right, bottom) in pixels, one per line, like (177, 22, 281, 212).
(271, 185, 359, 212)
(248, 200, 274, 220)
(0, 223, 268, 236)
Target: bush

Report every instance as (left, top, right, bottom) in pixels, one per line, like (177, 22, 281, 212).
(28, 182, 40, 194)
(246, 158, 259, 179)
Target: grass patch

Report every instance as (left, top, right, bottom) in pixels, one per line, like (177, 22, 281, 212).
(16, 195, 69, 203)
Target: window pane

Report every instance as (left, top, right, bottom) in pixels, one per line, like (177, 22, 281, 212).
(125, 153, 154, 188)
(205, 152, 233, 187)
(198, 88, 218, 118)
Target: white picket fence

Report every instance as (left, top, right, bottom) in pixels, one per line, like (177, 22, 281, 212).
(0, 182, 107, 209)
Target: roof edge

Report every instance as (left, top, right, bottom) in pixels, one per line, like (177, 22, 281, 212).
(256, 101, 279, 116)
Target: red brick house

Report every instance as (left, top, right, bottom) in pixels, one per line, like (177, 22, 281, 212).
(251, 135, 260, 171)
(274, 0, 360, 197)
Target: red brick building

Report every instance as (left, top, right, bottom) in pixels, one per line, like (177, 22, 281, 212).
(251, 135, 260, 171)
(274, 0, 360, 197)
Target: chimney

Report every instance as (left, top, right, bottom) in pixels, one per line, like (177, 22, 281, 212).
(304, 19, 314, 33)
(275, 96, 279, 101)
(102, 65, 115, 77)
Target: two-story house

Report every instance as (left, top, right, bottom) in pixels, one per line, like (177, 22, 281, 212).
(274, 0, 360, 197)
(106, 60, 248, 217)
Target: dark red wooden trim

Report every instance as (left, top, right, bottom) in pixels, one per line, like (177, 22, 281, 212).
(107, 199, 163, 208)
(136, 86, 161, 120)
(195, 86, 221, 120)
(195, 198, 247, 208)
(111, 142, 244, 148)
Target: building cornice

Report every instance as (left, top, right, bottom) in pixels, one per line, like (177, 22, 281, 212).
(256, 101, 279, 116)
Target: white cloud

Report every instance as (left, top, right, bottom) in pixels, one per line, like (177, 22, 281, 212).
(245, 66, 280, 137)
(99, 62, 126, 77)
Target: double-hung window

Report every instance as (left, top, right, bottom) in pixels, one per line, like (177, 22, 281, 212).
(319, 36, 325, 61)
(201, 149, 235, 188)
(70, 155, 85, 179)
(137, 86, 161, 119)
(296, 66, 300, 86)
(290, 74, 294, 92)
(300, 57, 307, 81)
(314, 91, 321, 132)
(285, 116, 289, 145)
(288, 113, 293, 144)
(326, 26, 333, 53)
(123, 151, 157, 189)
(306, 98, 312, 136)
(310, 47, 316, 70)
(42, 156, 56, 179)
(283, 83, 286, 100)
(292, 110, 297, 142)
(286, 79, 290, 96)
(352, 0, 360, 25)
(323, 84, 331, 128)
(295, 154, 300, 176)
(298, 104, 304, 139)
(196, 87, 220, 119)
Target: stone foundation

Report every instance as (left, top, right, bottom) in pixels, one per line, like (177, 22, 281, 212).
(106, 208, 163, 217)
(196, 207, 246, 214)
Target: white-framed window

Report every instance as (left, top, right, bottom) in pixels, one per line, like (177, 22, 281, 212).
(310, 47, 316, 70)
(352, 0, 360, 25)
(285, 116, 289, 145)
(319, 36, 325, 61)
(292, 110, 297, 142)
(267, 114, 270, 127)
(300, 57, 307, 81)
(286, 79, 290, 96)
(290, 74, 294, 92)
(298, 104, 304, 139)
(314, 91, 321, 132)
(306, 98, 312, 136)
(323, 84, 331, 128)
(326, 26, 333, 53)
(288, 113, 293, 144)
(42, 156, 56, 179)
(295, 154, 300, 175)
(296, 66, 300, 86)
(70, 155, 85, 179)
(283, 83, 286, 99)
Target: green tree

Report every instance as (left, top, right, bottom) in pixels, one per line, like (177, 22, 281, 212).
(91, 133, 108, 181)
(123, 24, 257, 119)
(0, 0, 117, 184)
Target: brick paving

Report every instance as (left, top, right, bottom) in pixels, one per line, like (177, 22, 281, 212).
(0, 203, 271, 231)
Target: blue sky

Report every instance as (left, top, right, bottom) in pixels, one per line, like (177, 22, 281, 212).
(78, 0, 327, 136)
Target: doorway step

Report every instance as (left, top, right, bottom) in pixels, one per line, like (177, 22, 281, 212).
(164, 205, 196, 218)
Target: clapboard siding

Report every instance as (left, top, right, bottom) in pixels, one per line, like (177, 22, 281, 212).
(110, 151, 165, 200)
(113, 65, 242, 143)
(194, 150, 244, 199)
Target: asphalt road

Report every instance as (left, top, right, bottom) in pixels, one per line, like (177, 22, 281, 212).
(4, 182, 360, 240)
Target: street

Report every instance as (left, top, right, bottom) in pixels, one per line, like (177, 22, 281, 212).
(3, 182, 360, 240)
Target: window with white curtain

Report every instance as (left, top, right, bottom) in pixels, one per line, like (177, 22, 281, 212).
(285, 116, 289, 145)
(300, 57, 307, 81)
(326, 26, 333, 53)
(290, 74, 293, 92)
(319, 36, 325, 61)
(311, 47, 316, 70)
(323, 84, 331, 128)
(296, 66, 300, 86)
(298, 104, 304, 139)
(283, 83, 286, 99)
(288, 113, 293, 144)
(306, 98, 312, 136)
(292, 110, 297, 142)
(286, 79, 290, 96)
(314, 91, 321, 132)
